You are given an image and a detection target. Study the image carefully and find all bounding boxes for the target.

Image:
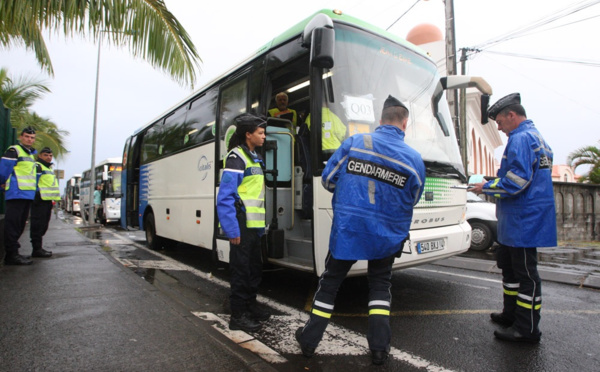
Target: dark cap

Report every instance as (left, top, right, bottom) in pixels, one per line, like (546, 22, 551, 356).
(383, 95, 408, 112)
(488, 93, 521, 120)
(40, 147, 53, 154)
(21, 126, 36, 135)
(234, 113, 267, 133)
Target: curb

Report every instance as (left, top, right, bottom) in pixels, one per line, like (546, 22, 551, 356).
(432, 256, 600, 289)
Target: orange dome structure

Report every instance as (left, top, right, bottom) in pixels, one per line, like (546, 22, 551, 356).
(406, 23, 443, 45)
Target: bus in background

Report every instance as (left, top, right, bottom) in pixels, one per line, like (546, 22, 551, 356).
(64, 174, 81, 215)
(81, 157, 122, 224)
(121, 9, 492, 276)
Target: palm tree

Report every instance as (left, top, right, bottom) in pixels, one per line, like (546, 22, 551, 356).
(0, 0, 201, 87)
(0, 68, 68, 158)
(567, 142, 600, 184)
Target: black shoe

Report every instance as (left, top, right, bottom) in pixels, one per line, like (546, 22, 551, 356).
(494, 326, 541, 344)
(31, 248, 52, 258)
(247, 303, 271, 322)
(4, 254, 33, 265)
(490, 312, 514, 327)
(372, 350, 389, 365)
(229, 313, 262, 332)
(295, 327, 315, 358)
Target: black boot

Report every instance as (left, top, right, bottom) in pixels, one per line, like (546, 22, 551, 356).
(31, 248, 52, 258)
(229, 313, 262, 332)
(247, 302, 271, 322)
(4, 253, 33, 265)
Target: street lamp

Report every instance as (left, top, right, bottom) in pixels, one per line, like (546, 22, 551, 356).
(88, 32, 103, 225)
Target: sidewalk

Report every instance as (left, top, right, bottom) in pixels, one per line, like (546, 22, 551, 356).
(434, 248, 600, 289)
(0, 215, 276, 371)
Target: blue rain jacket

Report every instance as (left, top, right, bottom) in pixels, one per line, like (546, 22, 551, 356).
(322, 125, 425, 260)
(0, 144, 37, 201)
(482, 120, 557, 248)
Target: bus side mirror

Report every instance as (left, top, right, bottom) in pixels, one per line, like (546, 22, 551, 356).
(311, 27, 334, 68)
(70, 179, 75, 186)
(481, 94, 490, 124)
(102, 171, 108, 181)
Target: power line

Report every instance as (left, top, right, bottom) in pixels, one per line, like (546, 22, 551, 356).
(472, 0, 600, 50)
(482, 50, 600, 67)
(386, 0, 421, 31)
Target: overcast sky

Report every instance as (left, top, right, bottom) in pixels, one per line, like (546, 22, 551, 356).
(2, 0, 599, 188)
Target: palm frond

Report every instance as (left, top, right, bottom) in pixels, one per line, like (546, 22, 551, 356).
(1, 0, 202, 87)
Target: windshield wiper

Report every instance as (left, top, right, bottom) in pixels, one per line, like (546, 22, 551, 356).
(424, 160, 466, 183)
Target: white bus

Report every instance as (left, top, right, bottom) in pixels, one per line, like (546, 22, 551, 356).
(64, 174, 81, 215)
(120, 10, 492, 276)
(81, 158, 122, 224)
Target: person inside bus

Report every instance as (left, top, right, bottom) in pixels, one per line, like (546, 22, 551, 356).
(30, 147, 61, 258)
(304, 104, 346, 155)
(216, 113, 271, 333)
(295, 95, 425, 365)
(268, 92, 297, 133)
(1, 126, 38, 265)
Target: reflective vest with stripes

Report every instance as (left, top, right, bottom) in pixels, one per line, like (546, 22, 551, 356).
(5, 145, 36, 192)
(226, 147, 266, 229)
(37, 162, 61, 201)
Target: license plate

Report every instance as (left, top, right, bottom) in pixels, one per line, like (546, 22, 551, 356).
(416, 239, 445, 254)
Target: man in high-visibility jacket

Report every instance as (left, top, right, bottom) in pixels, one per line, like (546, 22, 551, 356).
(305, 106, 346, 153)
(268, 92, 297, 133)
(295, 95, 425, 365)
(0, 127, 38, 265)
(29, 147, 60, 258)
(217, 113, 270, 333)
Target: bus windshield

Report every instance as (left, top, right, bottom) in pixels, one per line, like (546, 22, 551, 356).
(325, 24, 464, 176)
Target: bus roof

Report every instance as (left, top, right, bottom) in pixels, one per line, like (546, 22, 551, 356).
(131, 9, 430, 136)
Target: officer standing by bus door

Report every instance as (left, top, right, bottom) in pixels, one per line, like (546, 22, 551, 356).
(217, 114, 271, 333)
(30, 147, 61, 258)
(295, 95, 426, 365)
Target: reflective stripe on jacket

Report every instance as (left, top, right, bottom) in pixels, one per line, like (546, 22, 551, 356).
(37, 162, 61, 201)
(322, 125, 426, 260)
(482, 120, 557, 247)
(5, 145, 36, 192)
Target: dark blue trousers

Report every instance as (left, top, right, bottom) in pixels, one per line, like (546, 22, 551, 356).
(299, 252, 395, 352)
(229, 217, 263, 317)
(4, 199, 32, 255)
(496, 244, 542, 337)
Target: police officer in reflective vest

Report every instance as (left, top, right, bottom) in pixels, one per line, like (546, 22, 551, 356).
(0, 127, 38, 265)
(295, 95, 425, 365)
(217, 114, 271, 332)
(29, 147, 60, 258)
(469, 93, 556, 344)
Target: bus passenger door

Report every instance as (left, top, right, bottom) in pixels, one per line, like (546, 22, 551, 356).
(122, 134, 142, 229)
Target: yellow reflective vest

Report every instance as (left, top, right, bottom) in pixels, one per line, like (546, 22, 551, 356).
(37, 162, 61, 201)
(226, 147, 266, 229)
(5, 145, 36, 191)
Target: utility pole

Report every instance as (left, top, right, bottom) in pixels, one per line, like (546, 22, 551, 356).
(444, 0, 463, 165)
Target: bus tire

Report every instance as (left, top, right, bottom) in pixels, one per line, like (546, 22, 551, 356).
(144, 212, 163, 250)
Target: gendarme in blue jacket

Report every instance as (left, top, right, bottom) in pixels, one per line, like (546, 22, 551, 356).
(482, 119, 556, 248)
(0, 144, 38, 201)
(322, 125, 425, 260)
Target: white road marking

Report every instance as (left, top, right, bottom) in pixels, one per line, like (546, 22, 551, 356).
(408, 267, 502, 284)
(103, 229, 459, 371)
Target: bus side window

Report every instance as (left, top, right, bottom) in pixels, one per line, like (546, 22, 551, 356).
(185, 88, 218, 147)
(162, 105, 189, 156)
(141, 124, 161, 163)
(219, 77, 248, 159)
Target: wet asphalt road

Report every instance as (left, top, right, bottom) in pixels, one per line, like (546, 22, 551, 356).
(73, 215, 600, 372)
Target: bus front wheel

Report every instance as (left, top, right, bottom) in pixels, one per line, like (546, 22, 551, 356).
(144, 212, 163, 250)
